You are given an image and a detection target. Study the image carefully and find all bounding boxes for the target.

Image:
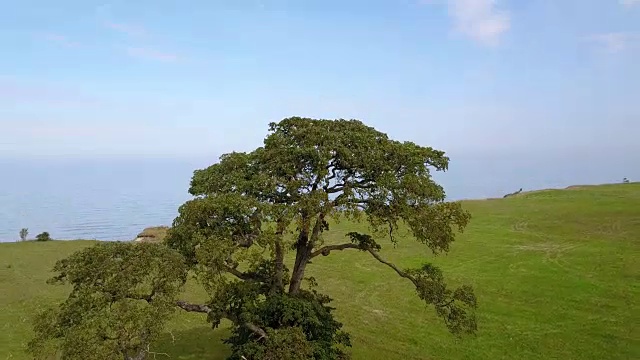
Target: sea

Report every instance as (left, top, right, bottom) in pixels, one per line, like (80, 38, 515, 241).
(0, 158, 204, 243)
(0, 150, 637, 242)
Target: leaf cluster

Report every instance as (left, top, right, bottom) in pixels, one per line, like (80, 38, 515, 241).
(28, 242, 188, 360)
(224, 290, 351, 360)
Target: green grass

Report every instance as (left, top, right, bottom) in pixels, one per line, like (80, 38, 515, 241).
(1, 183, 639, 359)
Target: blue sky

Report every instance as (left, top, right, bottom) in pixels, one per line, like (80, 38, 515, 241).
(1, 0, 639, 161)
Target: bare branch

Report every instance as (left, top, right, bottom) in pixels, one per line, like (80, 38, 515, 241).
(310, 243, 361, 258)
(127, 291, 154, 303)
(175, 301, 268, 340)
(366, 249, 418, 287)
(309, 242, 418, 288)
(325, 167, 339, 183)
(325, 177, 373, 194)
(309, 213, 326, 245)
(222, 264, 259, 282)
(244, 322, 268, 340)
(175, 300, 211, 313)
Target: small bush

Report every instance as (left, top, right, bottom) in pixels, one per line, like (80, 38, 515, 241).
(134, 226, 169, 243)
(19, 228, 29, 241)
(503, 188, 523, 198)
(35, 232, 52, 242)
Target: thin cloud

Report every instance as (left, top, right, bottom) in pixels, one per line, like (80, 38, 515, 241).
(100, 12, 184, 63)
(41, 33, 82, 48)
(422, 0, 511, 46)
(126, 47, 179, 62)
(0, 79, 96, 105)
(104, 21, 148, 37)
(586, 32, 640, 53)
(620, 0, 640, 7)
(448, 0, 511, 46)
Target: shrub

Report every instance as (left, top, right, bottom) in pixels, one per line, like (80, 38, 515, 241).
(35, 232, 52, 242)
(503, 188, 523, 198)
(20, 228, 29, 241)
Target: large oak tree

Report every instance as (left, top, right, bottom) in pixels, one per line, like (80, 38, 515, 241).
(30, 117, 476, 360)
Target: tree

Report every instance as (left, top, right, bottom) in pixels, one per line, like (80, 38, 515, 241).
(20, 228, 28, 241)
(35, 231, 52, 242)
(30, 117, 477, 360)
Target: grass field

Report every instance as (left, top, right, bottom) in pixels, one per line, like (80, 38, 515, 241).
(1, 183, 639, 359)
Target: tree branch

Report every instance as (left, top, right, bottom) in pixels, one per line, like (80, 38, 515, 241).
(365, 249, 418, 287)
(222, 264, 259, 282)
(325, 178, 373, 194)
(243, 322, 268, 340)
(174, 301, 268, 340)
(308, 242, 418, 288)
(126, 291, 154, 303)
(310, 243, 361, 258)
(175, 300, 211, 313)
(309, 213, 326, 246)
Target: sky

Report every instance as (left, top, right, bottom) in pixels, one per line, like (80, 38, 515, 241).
(1, 0, 639, 163)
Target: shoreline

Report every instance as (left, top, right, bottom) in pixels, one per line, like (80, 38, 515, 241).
(2, 182, 636, 243)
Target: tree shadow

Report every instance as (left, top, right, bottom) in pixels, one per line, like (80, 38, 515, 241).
(152, 326, 232, 360)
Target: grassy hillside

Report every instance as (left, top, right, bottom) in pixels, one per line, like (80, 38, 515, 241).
(1, 183, 639, 359)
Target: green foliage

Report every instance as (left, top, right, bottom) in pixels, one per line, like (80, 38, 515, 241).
(224, 291, 351, 360)
(30, 117, 475, 359)
(35, 232, 51, 242)
(232, 326, 315, 360)
(19, 228, 28, 241)
(27, 242, 188, 360)
(406, 264, 477, 335)
(345, 232, 381, 251)
(164, 117, 476, 357)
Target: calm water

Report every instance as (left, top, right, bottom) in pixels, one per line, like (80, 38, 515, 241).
(0, 158, 205, 242)
(0, 150, 637, 242)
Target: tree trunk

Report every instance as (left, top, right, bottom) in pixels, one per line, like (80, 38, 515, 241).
(288, 253, 309, 295)
(273, 238, 285, 293)
(288, 229, 310, 294)
(288, 214, 325, 294)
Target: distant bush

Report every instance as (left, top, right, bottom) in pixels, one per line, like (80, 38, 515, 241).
(623, 178, 630, 184)
(19, 228, 29, 242)
(503, 188, 523, 198)
(35, 232, 52, 242)
(134, 226, 169, 243)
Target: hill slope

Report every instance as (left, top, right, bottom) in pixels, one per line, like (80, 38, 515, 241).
(1, 183, 639, 359)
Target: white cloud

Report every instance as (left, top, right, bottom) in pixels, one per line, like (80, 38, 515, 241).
(423, 0, 511, 46)
(435, 0, 510, 46)
(586, 32, 640, 53)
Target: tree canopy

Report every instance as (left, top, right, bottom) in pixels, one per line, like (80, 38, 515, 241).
(30, 117, 476, 360)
